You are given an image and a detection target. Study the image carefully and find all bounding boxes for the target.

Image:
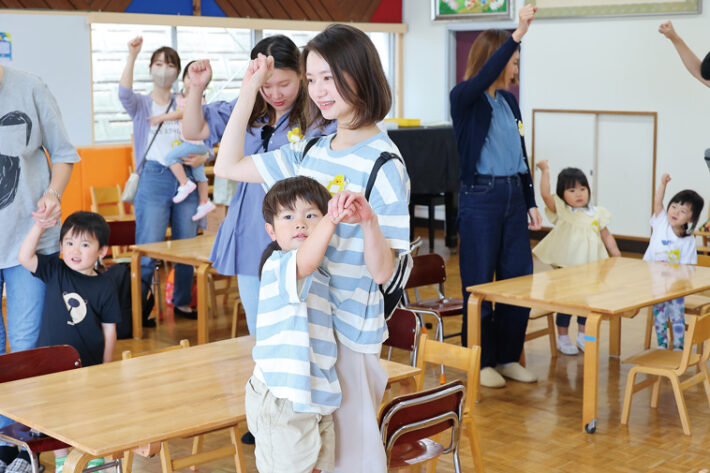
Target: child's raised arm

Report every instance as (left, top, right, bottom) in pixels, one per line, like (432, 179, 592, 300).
(536, 160, 556, 213)
(659, 21, 710, 88)
(295, 208, 351, 280)
(102, 323, 117, 363)
(213, 54, 273, 183)
(17, 222, 49, 273)
(600, 228, 621, 257)
(329, 191, 394, 285)
(654, 173, 671, 217)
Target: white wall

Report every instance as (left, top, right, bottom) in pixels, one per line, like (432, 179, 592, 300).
(0, 12, 93, 146)
(404, 0, 710, 229)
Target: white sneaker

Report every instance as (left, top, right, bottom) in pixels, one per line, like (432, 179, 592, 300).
(495, 362, 537, 383)
(480, 366, 506, 388)
(173, 180, 197, 203)
(192, 200, 216, 221)
(557, 335, 579, 355)
(576, 333, 586, 352)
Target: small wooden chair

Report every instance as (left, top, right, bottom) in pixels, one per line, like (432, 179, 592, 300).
(415, 334, 485, 472)
(379, 380, 466, 473)
(520, 309, 557, 366)
(621, 311, 710, 435)
(403, 253, 463, 343)
(91, 184, 127, 218)
(0, 346, 89, 473)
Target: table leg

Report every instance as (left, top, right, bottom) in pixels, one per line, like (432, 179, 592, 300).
(609, 316, 621, 358)
(63, 449, 93, 473)
(196, 264, 210, 345)
(229, 425, 246, 473)
(583, 312, 602, 433)
(131, 251, 143, 340)
(467, 294, 483, 400)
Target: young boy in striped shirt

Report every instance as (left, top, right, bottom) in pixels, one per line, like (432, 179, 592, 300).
(245, 176, 353, 473)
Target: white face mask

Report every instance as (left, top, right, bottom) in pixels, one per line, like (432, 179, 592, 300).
(150, 66, 178, 88)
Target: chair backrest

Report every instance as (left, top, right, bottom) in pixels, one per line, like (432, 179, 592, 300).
(698, 254, 710, 268)
(405, 253, 447, 290)
(0, 345, 81, 383)
(122, 339, 190, 360)
(379, 380, 465, 460)
(687, 311, 710, 365)
(91, 185, 126, 218)
(108, 219, 137, 247)
(384, 308, 421, 364)
(415, 334, 480, 414)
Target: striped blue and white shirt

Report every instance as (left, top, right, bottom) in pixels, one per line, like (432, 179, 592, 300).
(252, 132, 411, 354)
(252, 249, 341, 415)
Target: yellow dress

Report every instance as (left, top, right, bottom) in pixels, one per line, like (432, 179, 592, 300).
(532, 195, 611, 267)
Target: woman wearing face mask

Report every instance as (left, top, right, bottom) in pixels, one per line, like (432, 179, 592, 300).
(119, 36, 203, 322)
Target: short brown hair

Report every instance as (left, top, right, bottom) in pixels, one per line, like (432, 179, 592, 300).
(302, 24, 392, 130)
(464, 29, 517, 83)
(150, 46, 181, 72)
(259, 176, 331, 276)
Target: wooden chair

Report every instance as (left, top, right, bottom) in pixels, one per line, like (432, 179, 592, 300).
(621, 311, 710, 435)
(643, 254, 710, 349)
(379, 380, 466, 473)
(90, 184, 127, 218)
(0, 346, 88, 473)
(403, 253, 463, 344)
(520, 309, 557, 366)
(415, 334, 485, 472)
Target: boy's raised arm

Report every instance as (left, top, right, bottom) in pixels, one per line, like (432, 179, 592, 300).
(17, 223, 45, 273)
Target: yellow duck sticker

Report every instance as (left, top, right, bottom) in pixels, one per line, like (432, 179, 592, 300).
(287, 127, 304, 143)
(591, 220, 600, 233)
(171, 139, 182, 148)
(667, 249, 681, 262)
(327, 175, 346, 195)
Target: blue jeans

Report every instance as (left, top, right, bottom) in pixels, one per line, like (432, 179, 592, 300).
(0, 258, 53, 433)
(135, 160, 199, 307)
(458, 175, 533, 368)
(237, 274, 260, 335)
(164, 142, 209, 182)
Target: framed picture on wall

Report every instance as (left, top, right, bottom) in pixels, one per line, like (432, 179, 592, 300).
(525, 0, 700, 19)
(432, 0, 514, 21)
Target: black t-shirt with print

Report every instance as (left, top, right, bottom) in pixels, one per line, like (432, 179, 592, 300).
(33, 254, 121, 366)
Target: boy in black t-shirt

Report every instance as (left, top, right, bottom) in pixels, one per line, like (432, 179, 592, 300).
(17, 211, 120, 473)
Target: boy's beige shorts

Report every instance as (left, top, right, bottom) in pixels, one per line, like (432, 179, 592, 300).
(245, 376, 335, 473)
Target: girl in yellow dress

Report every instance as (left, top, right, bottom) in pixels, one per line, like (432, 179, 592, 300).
(533, 160, 621, 355)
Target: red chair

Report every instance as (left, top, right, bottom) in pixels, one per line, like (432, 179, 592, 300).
(379, 380, 466, 472)
(0, 346, 81, 473)
(403, 253, 464, 343)
(384, 308, 422, 366)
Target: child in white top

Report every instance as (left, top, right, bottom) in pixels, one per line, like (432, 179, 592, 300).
(533, 161, 621, 355)
(643, 173, 704, 350)
(150, 61, 215, 221)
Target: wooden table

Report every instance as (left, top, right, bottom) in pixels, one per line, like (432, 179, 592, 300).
(0, 336, 421, 473)
(130, 234, 215, 344)
(466, 257, 710, 434)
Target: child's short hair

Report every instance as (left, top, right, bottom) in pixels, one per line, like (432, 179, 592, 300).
(302, 24, 392, 130)
(668, 189, 704, 233)
(60, 211, 110, 248)
(556, 167, 591, 204)
(259, 177, 331, 276)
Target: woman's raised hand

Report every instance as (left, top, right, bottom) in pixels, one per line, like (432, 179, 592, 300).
(242, 53, 274, 93)
(127, 36, 143, 57)
(658, 21, 678, 40)
(513, 4, 537, 41)
(188, 60, 212, 91)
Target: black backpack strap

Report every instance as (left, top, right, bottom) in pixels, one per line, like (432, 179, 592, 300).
(300, 137, 320, 162)
(364, 152, 402, 200)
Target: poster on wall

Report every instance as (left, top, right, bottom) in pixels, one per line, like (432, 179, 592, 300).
(432, 0, 514, 21)
(525, 0, 700, 18)
(0, 33, 11, 60)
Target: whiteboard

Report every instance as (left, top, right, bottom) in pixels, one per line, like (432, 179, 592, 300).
(532, 110, 656, 238)
(0, 13, 92, 146)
